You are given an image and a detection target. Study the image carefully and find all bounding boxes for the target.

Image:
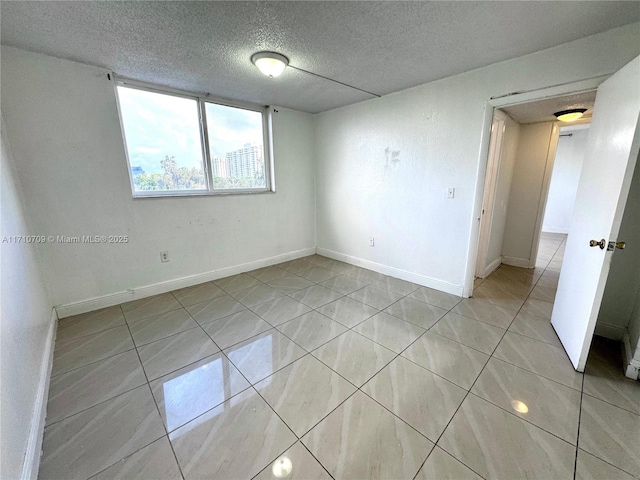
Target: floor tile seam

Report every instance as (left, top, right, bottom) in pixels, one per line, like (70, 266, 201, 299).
(44, 381, 148, 429)
(189, 305, 252, 328)
(580, 391, 640, 418)
(465, 391, 579, 446)
(213, 275, 268, 296)
(574, 374, 586, 480)
(131, 323, 209, 349)
(411, 446, 488, 480)
(55, 320, 128, 346)
(389, 328, 474, 392)
(416, 329, 495, 357)
(207, 324, 277, 353)
(84, 434, 176, 480)
(173, 290, 230, 309)
(575, 447, 639, 479)
(54, 321, 127, 350)
(50, 345, 138, 379)
(380, 305, 450, 331)
(144, 349, 228, 384)
(401, 293, 464, 312)
(123, 303, 186, 325)
(486, 356, 586, 392)
(505, 326, 563, 349)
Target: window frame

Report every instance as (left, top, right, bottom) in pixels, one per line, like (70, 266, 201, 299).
(114, 76, 274, 198)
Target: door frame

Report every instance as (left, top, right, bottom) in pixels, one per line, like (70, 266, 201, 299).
(475, 110, 507, 278)
(463, 75, 610, 297)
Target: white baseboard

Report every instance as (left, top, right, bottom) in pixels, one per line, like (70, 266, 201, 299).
(480, 257, 502, 279)
(22, 308, 57, 480)
(55, 247, 316, 318)
(502, 256, 534, 269)
(541, 226, 569, 234)
(594, 322, 626, 341)
(622, 332, 640, 380)
(316, 247, 464, 297)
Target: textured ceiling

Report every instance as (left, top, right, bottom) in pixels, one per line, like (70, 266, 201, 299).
(501, 90, 597, 124)
(2, 1, 639, 113)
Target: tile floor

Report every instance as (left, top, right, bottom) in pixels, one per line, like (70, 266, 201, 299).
(40, 234, 640, 479)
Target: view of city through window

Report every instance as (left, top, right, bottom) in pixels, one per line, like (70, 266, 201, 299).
(117, 85, 266, 194)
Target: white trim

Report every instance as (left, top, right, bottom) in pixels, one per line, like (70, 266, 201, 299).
(317, 247, 464, 297)
(464, 76, 609, 299)
(622, 332, 640, 380)
(55, 248, 315, 318)
(541, 226, 569, 234)
(593, 322, 626, 340)
(479, 257, 503, 279)
(22, 308, 57, 480)
(501, 256, 533, 269)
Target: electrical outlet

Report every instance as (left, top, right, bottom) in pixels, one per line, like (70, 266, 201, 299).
(369, 237, 375, 247)
(160, 251, 169, 263)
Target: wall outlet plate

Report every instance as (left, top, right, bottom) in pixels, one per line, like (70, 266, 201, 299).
(160, 251, 169, 263)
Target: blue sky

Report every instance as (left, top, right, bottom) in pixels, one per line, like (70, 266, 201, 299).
(118, 86, 263, 175)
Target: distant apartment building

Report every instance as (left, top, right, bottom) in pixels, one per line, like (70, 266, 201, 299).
(212, 157, 229, 178)
(226, 143, 263, 179)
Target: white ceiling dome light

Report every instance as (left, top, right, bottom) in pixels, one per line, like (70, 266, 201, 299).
(251, 52, 289, 78)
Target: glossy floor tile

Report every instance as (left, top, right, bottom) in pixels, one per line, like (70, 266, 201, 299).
(137, 327, 220, 380)
(150, 352, 250, 432)
(91, 437, 182, 480)
(201, 310, 272, 350)
(493, 331, 583, 390)
(52, 325, 135, 375)
(185, 294, 246, 325)
(47, 350, 146, 425)
(121, 293, 182, 323)
(56, 306, 125, 344)
(302, 391, 433, 480)
(415, 447, 482, 480)
(40, 386, 165, 480)
(250, 296, 312, 326)
(362, 356, 466, 442)
(430, 312, 504, 354)
(316, 296, 379, 328)
(256, 355, 356, 436)
(41, 250, 639, 480)
(438, 394, 575, 480)
(408, 286, 462, 310)
(253, 441, 332, 480)
(471, 358, 581, 443)
(277, 311, 348, 351)
(353, 312, 425, 353)
(383, 296, 448, 329)
(171, 282, 226, 307)
(402, 332, 489, 389)
(169, 388, 296, 479)
(128, 309, 198, 347)
(578, 394, 640, 477)
(312, 330, 396, 386)
(224, 330, 307, 384)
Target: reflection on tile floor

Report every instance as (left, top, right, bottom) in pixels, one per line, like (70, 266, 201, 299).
(41, 234, 639, 479)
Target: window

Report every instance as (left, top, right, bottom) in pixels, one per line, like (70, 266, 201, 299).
(115, 79, 272, 197)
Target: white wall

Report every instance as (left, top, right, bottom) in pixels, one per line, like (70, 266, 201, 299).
(485, 115, 520, 271)
(502, 122, 558, 265)
(542, 127, 589, 233)
(1, 118, 54, 479)
(596, 153, 640, 340)
(628, 291, 640, 362)
(315, 22, 640, 295)
(1, 46, 316, 311)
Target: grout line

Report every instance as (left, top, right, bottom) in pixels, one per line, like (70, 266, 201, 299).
(574, 374, 586, 480)
(120, 304, 187, 480)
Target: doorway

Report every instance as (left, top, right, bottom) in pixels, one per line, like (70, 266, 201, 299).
(474, 91, 594, 286)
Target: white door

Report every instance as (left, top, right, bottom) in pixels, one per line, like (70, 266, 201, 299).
(552, 56, 640, 371)
(475, 112, 506, 278)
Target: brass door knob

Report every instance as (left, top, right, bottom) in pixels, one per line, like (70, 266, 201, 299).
(590, 239, 606, 249)
(615, 242, 626, 249)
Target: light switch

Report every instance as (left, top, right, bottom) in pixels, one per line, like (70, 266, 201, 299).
(447, 187, 455, 199)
